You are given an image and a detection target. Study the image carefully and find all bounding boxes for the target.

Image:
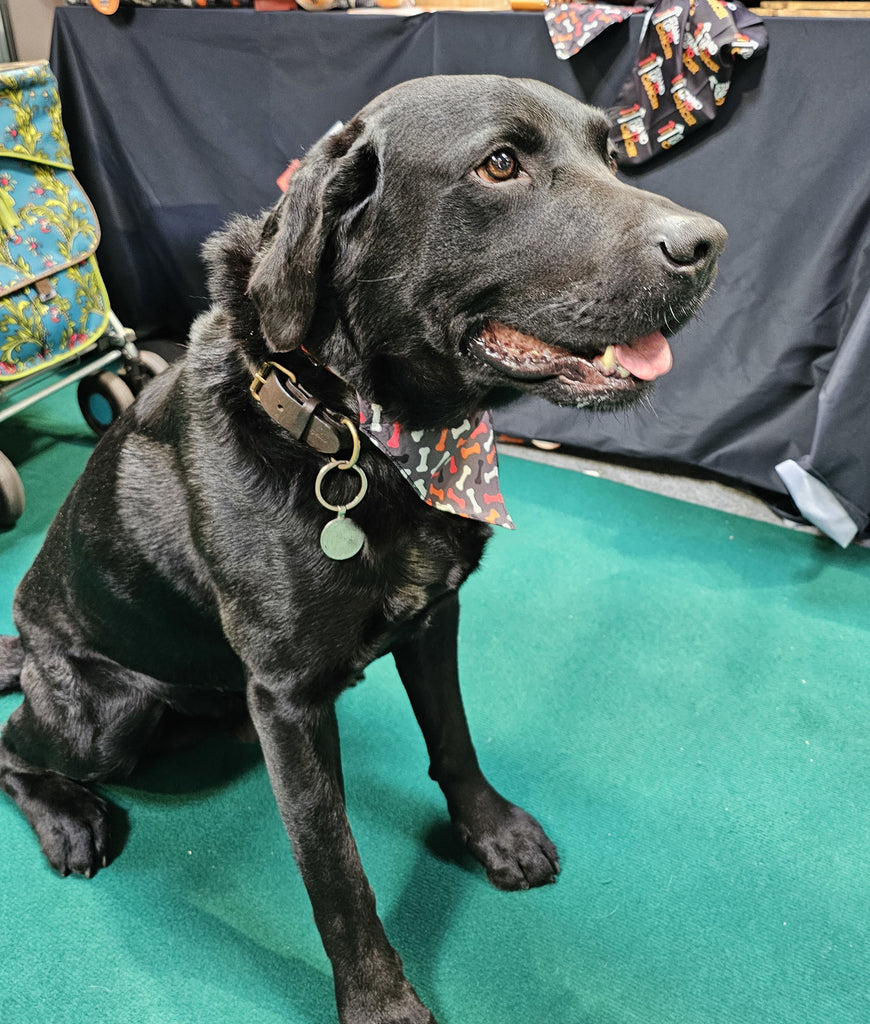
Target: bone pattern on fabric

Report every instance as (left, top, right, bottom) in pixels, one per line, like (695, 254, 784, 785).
(546, 2, 646, 62)
(357, 397, 514, 529)
(609, 0, 768, 164)
(545, 1, 768, 165)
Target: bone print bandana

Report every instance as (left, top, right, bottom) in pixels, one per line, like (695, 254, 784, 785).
(356, 398, 515, 530)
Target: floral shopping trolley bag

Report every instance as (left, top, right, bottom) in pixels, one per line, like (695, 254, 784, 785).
(0, 61, 109, 382)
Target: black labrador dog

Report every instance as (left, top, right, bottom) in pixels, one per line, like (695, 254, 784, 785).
(0, 76, 725, 1023)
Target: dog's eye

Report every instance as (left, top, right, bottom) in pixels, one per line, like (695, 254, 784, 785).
(476, 149, 520, 184)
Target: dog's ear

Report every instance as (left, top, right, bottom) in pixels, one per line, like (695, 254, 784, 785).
(248, 119, 380, 353)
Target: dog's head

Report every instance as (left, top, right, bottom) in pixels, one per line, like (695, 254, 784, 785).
(245, 75, 726, 427)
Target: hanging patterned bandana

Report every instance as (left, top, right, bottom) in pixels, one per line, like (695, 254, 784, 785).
(546, 2, 646, 62)
(357, 398, 515, 530)
(608, 0, 768, 165)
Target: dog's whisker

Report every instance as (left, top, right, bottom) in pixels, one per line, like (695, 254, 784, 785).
(640, 392, 658, 418)
(356, 272, 408, 283)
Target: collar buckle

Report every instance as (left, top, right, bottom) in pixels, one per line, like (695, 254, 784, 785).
(250, 361, 351, 457)
(250, 360, 295, 403)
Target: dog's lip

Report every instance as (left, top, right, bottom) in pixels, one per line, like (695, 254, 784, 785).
(469, 322, 673, 386)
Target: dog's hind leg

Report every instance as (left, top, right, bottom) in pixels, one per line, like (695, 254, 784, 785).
(0, 650, 164, 877)
(392, 592, 560, 891)
(0, 742, 115, 877)
(0, 635, 24, 693)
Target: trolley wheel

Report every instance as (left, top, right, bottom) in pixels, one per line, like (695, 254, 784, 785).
(77, 371, 136, 436)
(0, 451, 25, 529)
(119, 348, 170, 395)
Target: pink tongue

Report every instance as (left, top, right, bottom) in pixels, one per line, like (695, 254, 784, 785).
(613, 331, 673, 381)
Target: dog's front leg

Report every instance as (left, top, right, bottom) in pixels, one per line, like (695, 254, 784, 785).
(393, 593, 560, 891)
(247, 683, 436, 1024)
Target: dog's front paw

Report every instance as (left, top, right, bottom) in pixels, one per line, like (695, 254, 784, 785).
(453, 788, 560, 891)
(338, 978, 438, 1024)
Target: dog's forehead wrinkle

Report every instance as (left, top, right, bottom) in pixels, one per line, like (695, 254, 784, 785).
(351, 82, 617, 197)
(364, 81, 558, 158)
(511, 78, 610, 138)
(356, 75, 605, 143)
(582, 111, 612, 151)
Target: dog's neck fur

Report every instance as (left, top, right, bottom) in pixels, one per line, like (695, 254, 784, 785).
(199, 218, 513, 528)
(201, 214, 508, 431)
(246, 339, 514, 530)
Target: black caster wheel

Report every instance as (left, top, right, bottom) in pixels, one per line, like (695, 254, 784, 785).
(0, 451, 25, 528)
(77, 371, 136, 436)
(119, 348, 170, 396)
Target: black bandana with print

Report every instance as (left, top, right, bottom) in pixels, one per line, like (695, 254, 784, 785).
(357, 398, 515, 530)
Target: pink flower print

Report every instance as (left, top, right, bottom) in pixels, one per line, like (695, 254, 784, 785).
(50, 307, 61, 323)
(26, 237, 39, 253)
(38, 217, 50, 233)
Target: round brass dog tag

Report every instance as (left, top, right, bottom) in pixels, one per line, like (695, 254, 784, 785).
(320, 513, 366, 560)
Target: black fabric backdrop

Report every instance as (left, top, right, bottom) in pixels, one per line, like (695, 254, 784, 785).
(50, 8, 870, 537)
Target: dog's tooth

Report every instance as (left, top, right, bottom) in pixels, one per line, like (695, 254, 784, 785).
(594, 344, 619, 376)
(594, 345, 634, 380)
(599, 344, 618, 370)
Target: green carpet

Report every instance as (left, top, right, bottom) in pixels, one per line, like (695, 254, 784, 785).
(2, 387, 869, 1024)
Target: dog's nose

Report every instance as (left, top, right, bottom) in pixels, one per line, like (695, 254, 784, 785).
(655, 214, 727, 274)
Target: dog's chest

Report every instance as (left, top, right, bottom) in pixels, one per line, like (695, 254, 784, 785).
(380, 543, 462, 623)
(361, 509, 489, 636)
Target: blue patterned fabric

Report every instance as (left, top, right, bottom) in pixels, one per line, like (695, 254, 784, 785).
(0, 61, 109, 382)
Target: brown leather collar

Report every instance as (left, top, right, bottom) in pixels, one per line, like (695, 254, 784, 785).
(250, 361, 352, 456)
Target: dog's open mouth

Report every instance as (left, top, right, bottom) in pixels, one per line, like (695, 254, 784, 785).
(469, 322, 673, 397)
